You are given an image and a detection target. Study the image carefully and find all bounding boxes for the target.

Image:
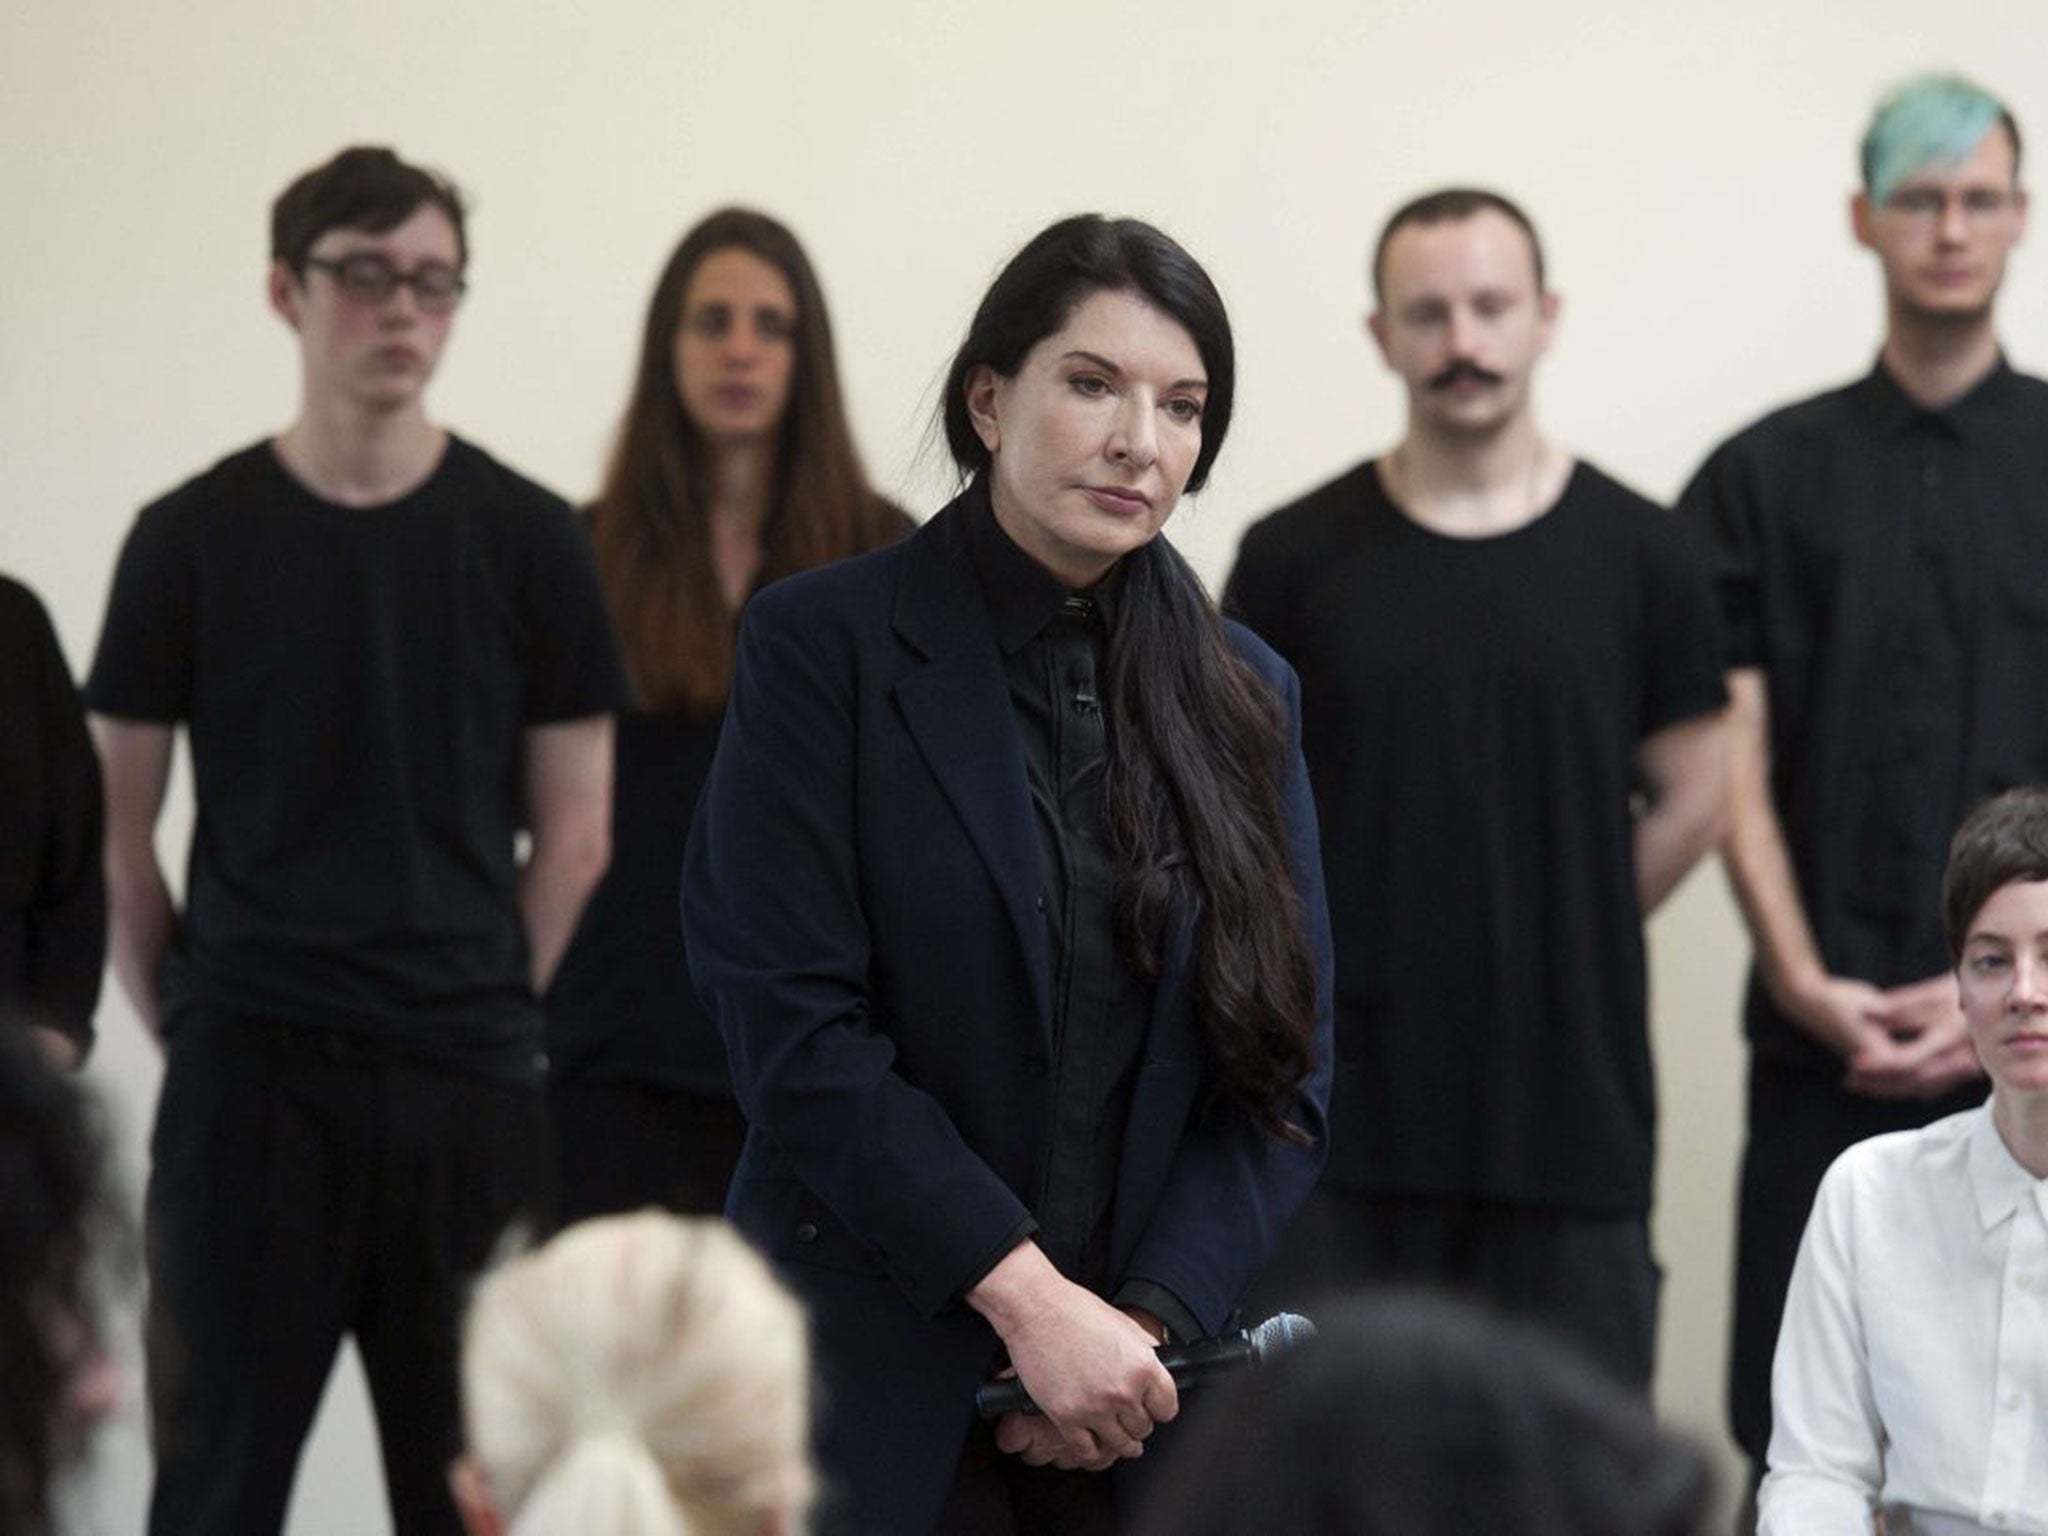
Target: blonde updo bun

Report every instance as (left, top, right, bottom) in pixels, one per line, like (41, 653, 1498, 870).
(461, 1214, 812, 1536)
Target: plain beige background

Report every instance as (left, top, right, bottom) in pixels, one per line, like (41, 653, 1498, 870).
(6, 1, 2040, 1530)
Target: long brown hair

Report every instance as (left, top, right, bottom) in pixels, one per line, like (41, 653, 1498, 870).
(941, 216, 1319, 1139)
(594, 208, 905, 715)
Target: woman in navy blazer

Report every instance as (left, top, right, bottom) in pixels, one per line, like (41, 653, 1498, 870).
(684, 215, 1334, 1536)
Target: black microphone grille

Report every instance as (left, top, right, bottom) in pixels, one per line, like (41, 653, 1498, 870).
(1247, 1310, 1316, 1362)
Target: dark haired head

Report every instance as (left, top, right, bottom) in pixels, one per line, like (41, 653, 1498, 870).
(271, 145, 467, 277)
(593, 206, 900, 716)
(942, 214, 1235, 494)
(0, 1032, 110, 1534)
(1134, 1295, 1710, 1536)
(623, 206, 849, 471)
(1372, 187, 1546, 302)
(936, 216, 1317, 1135)
(1943, 788, 2048, 962)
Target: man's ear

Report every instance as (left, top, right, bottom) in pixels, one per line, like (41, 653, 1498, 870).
(268, 260, 303, 329)
(1365, 309, 1393, 367)
(1533, 287, 1562, 358)
(1850, 190, 1876, 253)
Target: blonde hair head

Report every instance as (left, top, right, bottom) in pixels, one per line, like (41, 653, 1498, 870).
(460, 1213, 812, 1536)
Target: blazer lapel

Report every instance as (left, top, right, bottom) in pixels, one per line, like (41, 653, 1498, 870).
(890, 500, 1054, 1033)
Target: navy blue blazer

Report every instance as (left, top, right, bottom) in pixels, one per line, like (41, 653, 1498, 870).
(683, 490, 1334, 1535)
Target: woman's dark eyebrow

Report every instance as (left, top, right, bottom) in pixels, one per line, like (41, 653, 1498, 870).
(1059, 349, 1207, 392)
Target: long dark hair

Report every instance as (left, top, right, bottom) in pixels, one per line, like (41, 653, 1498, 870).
(942, 214, 1317, 1138)
(594, 207, 905, 716)
(1133, 1296, 1711, 1536)
(0, 1034, 107, 1535)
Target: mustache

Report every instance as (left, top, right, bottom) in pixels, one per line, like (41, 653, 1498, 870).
(1427, 359, 1505, 392)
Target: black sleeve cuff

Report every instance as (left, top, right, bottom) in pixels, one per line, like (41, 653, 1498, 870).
(1112, 1279, 1202, 1345)
(955, 1216, 1040, 1305)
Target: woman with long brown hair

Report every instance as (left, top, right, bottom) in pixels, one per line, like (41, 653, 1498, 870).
(546, 209, 910, 1224)
(683, 213, 1334, 1535)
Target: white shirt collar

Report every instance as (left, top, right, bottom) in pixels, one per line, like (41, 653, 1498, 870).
(1967, 1100, 2041, 1232)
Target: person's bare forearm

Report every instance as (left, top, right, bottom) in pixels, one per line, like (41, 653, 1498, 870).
(1634, 714, 1728, 914)
(104, 842, 175, 1040)
(1637, 796, 1721, 914)
(519, 715, 613, 993)
(1721, 671, 1830, 1011)
(91, 717, 177, 1044)
(518, 836, 607, 993)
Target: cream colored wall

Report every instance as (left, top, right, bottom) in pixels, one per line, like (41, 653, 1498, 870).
(7, 1, 2042, 1530)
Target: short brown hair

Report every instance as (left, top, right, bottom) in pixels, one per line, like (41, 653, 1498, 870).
(1371, 187, 1545, 303)
(270, 146, 467, 276)
(1942, 788, 2048, 961)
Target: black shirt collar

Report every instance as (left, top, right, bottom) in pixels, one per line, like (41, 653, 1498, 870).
(965, 475, 1120, 654)
(1856, 352, 2019, 441)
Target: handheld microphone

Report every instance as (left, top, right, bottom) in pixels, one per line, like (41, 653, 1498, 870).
(974, 1310, 1315, 1418)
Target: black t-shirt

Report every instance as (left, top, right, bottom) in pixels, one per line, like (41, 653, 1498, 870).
(1681, 359, 2048, 1067)
(86, 437, 627, 1080)
(1226, 459, 1726, 1212)
(0, 575, 104, 1051)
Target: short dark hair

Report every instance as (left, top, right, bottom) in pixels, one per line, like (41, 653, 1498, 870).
(270, 145, 467, 277)
(1943, 788, 2048, 961)
(941, 214, 1235, 494)
(1133, 1295, 1710, 1536)
(1371, 187, 1546, 302)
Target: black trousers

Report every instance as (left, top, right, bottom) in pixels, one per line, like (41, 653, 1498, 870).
(1727, 1054, 1985, 1463)
(145, 1018, 550, 1536)
(547, 1077, 748, 1226)
(1246, 1185, 1660, 1390)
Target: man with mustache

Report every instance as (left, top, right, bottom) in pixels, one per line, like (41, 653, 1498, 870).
(1678, 74, 2037, 1509)
(1226, 189, 1729, 1388)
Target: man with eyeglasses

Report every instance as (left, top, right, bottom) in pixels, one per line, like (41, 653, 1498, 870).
(1680, 73, 2040, 1514)
(85, 146, 625, 1536)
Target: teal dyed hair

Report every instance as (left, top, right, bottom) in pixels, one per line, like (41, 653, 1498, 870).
(1861, 74, 2020, 204)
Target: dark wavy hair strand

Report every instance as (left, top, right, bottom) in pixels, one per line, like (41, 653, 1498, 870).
(0, 1034, 108, 1535)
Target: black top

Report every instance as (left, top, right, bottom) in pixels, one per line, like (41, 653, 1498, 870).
(965, 493, 1156, 1286)
(546, 505, 916, 1093)
(546, 706, 728, 1089)
(85, 438, 628, 1081)
(1227, 460, 1726, 1212)
(960, 490, 1196, 1339)
(1682, 360, 2048, 1065)
(0, 576, 104, 1051)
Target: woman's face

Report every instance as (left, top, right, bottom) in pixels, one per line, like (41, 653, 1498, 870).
(966, 288, 1208, 589)
(1956, 877, 2048, 1098)
(673, 246, 799, 448)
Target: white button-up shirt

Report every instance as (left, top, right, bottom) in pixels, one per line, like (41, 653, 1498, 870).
(1759, 1104, 2048, 1536)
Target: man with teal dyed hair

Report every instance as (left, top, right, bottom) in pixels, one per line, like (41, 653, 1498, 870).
(1680, 71, 2037, 1514)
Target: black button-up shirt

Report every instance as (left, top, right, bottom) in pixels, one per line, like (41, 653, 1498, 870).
(1681, 358, 2048, 1063)
(966, 491, 1196, 1342)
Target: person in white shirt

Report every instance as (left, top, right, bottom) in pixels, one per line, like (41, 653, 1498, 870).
(1760, 786, 2048, 1536)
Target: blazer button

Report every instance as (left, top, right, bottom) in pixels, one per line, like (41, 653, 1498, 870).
(795, 1222, 819, 1243)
